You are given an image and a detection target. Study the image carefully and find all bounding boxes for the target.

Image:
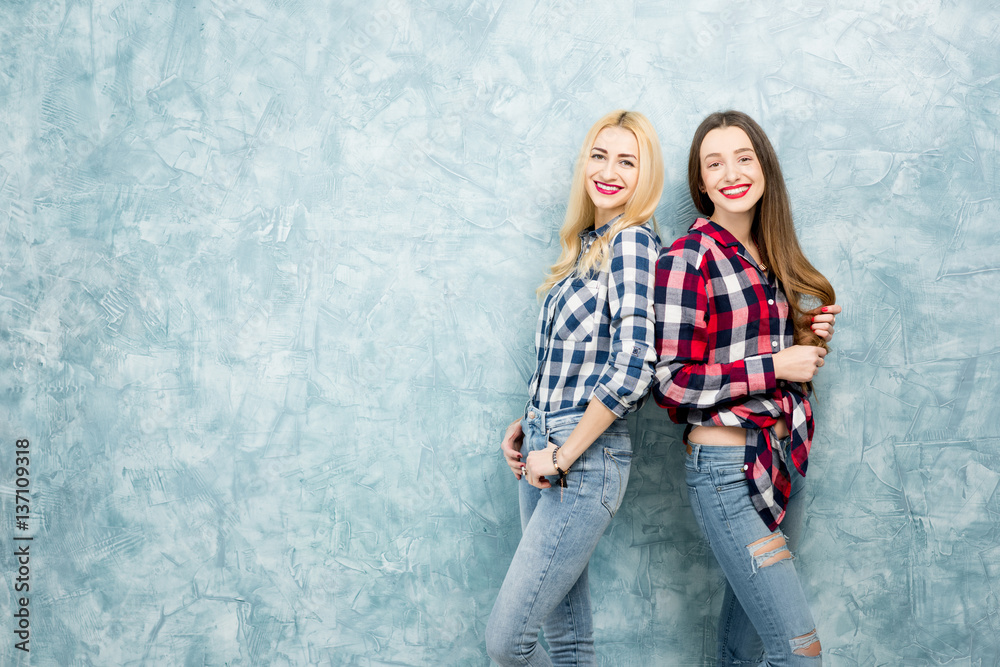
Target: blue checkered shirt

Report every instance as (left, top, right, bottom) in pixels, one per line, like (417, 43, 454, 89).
(528, 218, 660, 418)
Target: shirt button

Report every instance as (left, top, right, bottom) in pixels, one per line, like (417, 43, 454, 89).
(768, 299, 774, 305)
(742, 464, 749, 472)
(771, 341, 778, 347)
(528, 411, 536, 419)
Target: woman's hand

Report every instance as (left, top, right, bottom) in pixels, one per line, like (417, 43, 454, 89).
(773, 345, 828, 383)
(808, 304, 841, 342)
(524, 443, 560, 489)
(501, 417, 526, 480)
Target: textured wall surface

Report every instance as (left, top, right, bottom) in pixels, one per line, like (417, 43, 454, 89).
(1, 1, 998, 665)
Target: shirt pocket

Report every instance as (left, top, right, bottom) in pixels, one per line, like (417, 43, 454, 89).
(551, 278, 600, 343)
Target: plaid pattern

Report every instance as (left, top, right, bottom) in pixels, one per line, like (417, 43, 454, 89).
(652, 218, 814, 531)
(529, 218, 660, 418)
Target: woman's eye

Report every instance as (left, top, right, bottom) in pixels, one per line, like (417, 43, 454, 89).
(621, 160, 635, 167)
(591, 153, 604, 160)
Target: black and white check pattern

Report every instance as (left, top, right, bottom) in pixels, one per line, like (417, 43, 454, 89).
(528, 218, 660, 418)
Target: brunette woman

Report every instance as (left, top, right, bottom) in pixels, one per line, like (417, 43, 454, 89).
(653, 111, 840, 665)
(486, 110, 664, 666)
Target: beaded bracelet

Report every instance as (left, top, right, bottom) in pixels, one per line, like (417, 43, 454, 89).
(553, 445, 569, 500)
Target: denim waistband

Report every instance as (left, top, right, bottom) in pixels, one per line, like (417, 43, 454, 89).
(687, 436, 792, 469)
(523, 401, 588, 432)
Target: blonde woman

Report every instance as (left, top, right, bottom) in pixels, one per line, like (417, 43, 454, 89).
(486, 111, 664, 666)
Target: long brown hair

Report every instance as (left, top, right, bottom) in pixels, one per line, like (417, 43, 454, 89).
(688, 111, 835, 348)
(537, 110, 664, 297)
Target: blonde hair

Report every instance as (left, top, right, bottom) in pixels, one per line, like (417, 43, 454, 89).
(537, 110, 664, 297)
(688, 111, 836, 348)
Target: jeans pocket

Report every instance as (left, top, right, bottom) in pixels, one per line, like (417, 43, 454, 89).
(713, 464, 763, 527)
(547, 421, 578, 443)
(601, 448, 632, 518)
(713, 463, 749, 493)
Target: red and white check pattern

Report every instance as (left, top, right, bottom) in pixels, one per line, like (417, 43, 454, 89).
(652, 218, 814, 531)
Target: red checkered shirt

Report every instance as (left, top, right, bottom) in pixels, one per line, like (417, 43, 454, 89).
(652, 218, 814, 531)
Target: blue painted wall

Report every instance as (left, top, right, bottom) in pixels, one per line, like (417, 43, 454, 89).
(1, 1, 998, 664)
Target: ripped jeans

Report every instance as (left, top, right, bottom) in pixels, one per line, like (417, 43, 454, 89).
(686, 440, 821, 666)
(486, 405, 633, 666)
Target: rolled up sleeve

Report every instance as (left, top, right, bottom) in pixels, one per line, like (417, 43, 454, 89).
(592, 226, 660, 417)
(651, 242, 776, 411)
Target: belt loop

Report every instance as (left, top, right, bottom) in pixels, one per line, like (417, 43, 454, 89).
(691, 441, 702, 472)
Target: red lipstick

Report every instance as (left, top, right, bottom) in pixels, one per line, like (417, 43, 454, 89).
(720, 184, 750, 199)
(594, 181, 623, 195)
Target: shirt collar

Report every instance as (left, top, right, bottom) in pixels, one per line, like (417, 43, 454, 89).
(582, 214, 623, 239)
(692, 217, 772, 279)
(691, 217, 741, 248)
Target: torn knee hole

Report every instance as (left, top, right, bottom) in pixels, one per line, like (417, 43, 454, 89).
(759, 550, 793, 567)
(745, 533, 792, 571)
(790, 629, 821, 657)
(748, 533, 786, 555)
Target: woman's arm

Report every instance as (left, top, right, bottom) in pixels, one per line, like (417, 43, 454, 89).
(653, 246, 836, 404)
(591, 226, 660, 416)
(523, 399, 617, 488)
(652, 244, 778, 410)
(525, 226, 658, 487)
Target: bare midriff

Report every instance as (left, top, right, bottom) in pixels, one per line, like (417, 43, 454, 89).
(689, 421, 790, 446)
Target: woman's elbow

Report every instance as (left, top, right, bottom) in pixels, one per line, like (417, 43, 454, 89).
(651, 382, 683, 409)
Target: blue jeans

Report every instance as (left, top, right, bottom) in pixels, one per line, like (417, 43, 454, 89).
(486, 405, 632, 666)
(685, 440, 821, 666)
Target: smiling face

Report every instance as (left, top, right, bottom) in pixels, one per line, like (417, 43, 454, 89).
(698, 126, 765, 227)
(584, 126, 640, 227)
